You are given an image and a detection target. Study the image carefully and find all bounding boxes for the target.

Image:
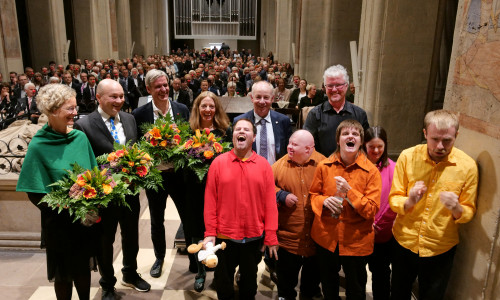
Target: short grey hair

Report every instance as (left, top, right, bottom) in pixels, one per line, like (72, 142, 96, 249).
(36, 84, 76, 115)
(49, 76, 60, 84)
(145, 69, 168, 88)
(24, 83, 35, 91)
(323, 65, 349, 85)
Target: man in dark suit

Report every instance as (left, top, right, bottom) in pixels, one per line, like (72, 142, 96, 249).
(234, 80, 292, 283)
(74, 79, 151, 300)
(81, 73, 98, 113)
(234, 80, 292, 164)
(63, 71, 83, 107)
(132, 69, 191, 278)
(16, 82, 40, 123)
(127, 68, 142, 110)
(169, 78, 190, 108)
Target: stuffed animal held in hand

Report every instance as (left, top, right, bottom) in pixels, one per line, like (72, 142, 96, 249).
(187, 241, 227, 268)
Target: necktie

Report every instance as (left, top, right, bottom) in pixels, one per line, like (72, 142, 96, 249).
(90, 87, 95, 100)
(259, 118, 268, 159)
(174, 92, 178, 102)
(109, 117, 120, 144)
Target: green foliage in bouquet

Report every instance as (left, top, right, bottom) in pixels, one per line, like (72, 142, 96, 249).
(40, 163, 130, 223)
(96, 142, 163, 194)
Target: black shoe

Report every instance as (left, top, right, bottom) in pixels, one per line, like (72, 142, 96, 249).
(194, 274, 206, 292)
(265, 265, 278, 284)
(121, 273, 151, 292)
(101, 288, 116, 300)
(150, 259, 164, 278)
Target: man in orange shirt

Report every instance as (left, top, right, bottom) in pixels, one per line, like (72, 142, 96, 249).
(272, 130, 326, 300)
(310, 119, 381, 300)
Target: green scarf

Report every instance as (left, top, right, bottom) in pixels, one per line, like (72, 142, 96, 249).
(16, 124, 97, 194)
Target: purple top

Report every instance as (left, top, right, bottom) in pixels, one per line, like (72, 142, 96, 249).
(373, 158, 396, 243)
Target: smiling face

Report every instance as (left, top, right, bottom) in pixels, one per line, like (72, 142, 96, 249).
(365, 137, 385, 164)
(199, 96, 216, 126)
(232, 119, 256, 158)
(325, 75, 348, 106)
(147, 76, 169, 103)
(251, 82, 273, 118)
(51, 97, 78, 129)
(338, 127, 362, 155)
(424, 123, 457, 162)
(287, 130, 314, 165)
(97, 79, 124, 117)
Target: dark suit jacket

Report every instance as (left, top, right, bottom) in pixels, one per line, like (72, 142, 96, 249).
(169, 89, 191, 108)
(74, 111, 138, 157)
(132, 100, 190, 137)
(234, 109, 292, 160)
(16, 97, 40, 123)
(81, 85, 98, 113)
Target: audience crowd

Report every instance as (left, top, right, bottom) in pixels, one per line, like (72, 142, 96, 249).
(9, 46, 477, 300)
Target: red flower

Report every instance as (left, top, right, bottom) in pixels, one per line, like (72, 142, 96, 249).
(136, 165, 148, 177)
(150, 139, 158, 146)
(173, 134, 181, 145)
(204, 128, 211, 135)
(115, 150, 125, 157)
(183, 140, 194, 148)
(213, 142, 223, 153)
(83, 187, 97, 199)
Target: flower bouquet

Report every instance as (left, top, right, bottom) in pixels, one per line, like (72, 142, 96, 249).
(40, 163, 130, 225)
(180, 128, 232, 181)
(97, 142, 163, 195)
(139, 115, 191, 171)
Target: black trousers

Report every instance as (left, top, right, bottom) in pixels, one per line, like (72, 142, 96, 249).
(367, 240, 393, 300)
(276, 248, 321, 300)
(97, 194, 140, 290)
(215, 238, 263, 300)
(316, 244, 368, 300)
(146, 170, 188, 260)
(390, 239, 456, 300)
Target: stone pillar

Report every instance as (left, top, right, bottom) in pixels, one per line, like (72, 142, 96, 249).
(88, 0, 113, 59)
(260, 0, 276, 59)
(0, 0, 23, 74)
(297, 0, 362, 87)
(115, 0, 132, 58)
(274, 0, 294, 64)
(109, 0, 119, 59)
(130, 0, 165, 56)
(357, 0, 440, 155)
(444, 0, 500, 298)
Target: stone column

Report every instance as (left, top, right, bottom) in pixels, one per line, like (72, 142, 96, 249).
(88, 0, 113, 60)
(297, 0, 362, 87)
(0, 0, 23, 74)
(130, 0, 167, 56)
(109, 0, 119, 59)
(357, 0, 440, 155)
(260, 0, 276, 59)
(274, 0, 294, 64)
(115, 0, 132, 58)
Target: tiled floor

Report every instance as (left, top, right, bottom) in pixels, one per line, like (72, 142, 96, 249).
(0, 191, 374, 299)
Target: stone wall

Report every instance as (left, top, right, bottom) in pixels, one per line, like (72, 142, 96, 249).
(444, 0, 500, 299)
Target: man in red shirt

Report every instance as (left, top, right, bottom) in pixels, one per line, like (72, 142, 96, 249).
(204, 118, 278, 300)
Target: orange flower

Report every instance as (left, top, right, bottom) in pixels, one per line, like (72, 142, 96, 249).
(207, 132, 215, 142)
(173, 134, 181, 145)
(160, 140, 167, 147)
(136, 165, 148, 177)
(107, 152, 117, 162)
(183, 140, 194, 148)
(195, 129, 202, 139)
(76, 175, 86, 187)
(122, 168, 129, 173)
(83, 186, 97, 199)
(140, 159, 147, 165)
(141, 152, 151, 161)
(115, 150, 125, 157)
(100, 168, 108, 176)
(149, 127, 162, 139)
(102, 184, 113, 195)
(128, 161, 135, 167)
(204, 150, 214, 159)
(213, 142, 223, 153)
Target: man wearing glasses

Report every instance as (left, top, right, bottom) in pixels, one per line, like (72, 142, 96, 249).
(304, 65, 369, 157)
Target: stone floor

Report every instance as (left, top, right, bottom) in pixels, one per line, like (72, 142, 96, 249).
(0, 191, 374, 300)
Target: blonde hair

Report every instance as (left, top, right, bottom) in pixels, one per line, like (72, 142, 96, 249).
(424, 109, 459, 131)
(36, 84, 76, 115)
(189, 91, 230, 132)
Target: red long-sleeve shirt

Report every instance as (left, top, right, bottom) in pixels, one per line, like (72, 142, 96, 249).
(204, 150, 279, 246)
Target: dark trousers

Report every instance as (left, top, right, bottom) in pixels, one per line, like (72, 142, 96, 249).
(367, 240, 393, 300)
(276, 248, 321, 300)
(146, 170, 188, 260)
(316, 244, 368, 300)
(215, 238, 263, 300)
(391, 239, 456, 300)
(97, 194, 140, 290)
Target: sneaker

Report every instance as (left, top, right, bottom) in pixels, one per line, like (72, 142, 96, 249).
(121, 273, 151, 292)
(101, 288, 116, 300)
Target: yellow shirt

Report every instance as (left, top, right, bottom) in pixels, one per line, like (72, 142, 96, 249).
(389, 144, 478, 257)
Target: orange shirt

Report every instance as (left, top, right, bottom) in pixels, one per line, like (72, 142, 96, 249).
(310, 152, 381, 256)
(272, 150, 326, 257)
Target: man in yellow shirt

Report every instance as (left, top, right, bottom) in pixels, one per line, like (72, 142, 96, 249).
(389, 110, 478, 300)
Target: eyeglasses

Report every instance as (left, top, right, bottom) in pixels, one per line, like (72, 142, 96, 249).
(325, 83, 347, 90)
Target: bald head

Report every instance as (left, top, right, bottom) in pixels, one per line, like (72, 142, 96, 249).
(287, 130, 315, 164)
(96, 79, 124, 117)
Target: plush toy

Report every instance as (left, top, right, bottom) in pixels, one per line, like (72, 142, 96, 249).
(187, 241, 227, 268)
